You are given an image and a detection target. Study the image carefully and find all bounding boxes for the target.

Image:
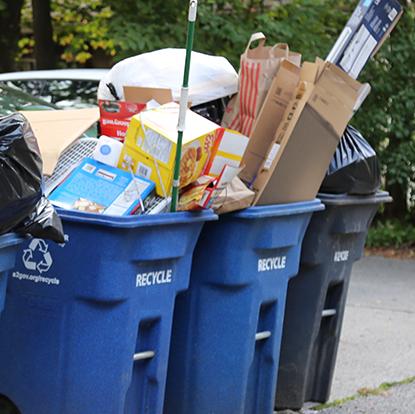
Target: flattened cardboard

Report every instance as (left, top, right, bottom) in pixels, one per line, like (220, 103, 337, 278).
(240, 60, 301, 184)
(19, 108, 99, 176)
(252, 62, 362, 205)
(123, 86, 173, 105)
(257, 108, 339, 205)
(300, 61, 319, 83)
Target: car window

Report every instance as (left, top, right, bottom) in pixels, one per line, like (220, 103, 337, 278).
(4, 79, 99, 109)
(0, 83, 58, 115)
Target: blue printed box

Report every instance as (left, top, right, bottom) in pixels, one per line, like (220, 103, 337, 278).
(49, 158, 155, 216)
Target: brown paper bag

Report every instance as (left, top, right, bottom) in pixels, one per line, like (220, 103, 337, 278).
(222, 32, 301, 137)
(212, 176, 255, 214)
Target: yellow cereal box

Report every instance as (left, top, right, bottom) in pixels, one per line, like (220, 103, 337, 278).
(118, 102, 223, 197)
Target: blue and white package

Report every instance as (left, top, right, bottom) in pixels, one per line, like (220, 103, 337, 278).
(327, 0, 375, 64)
(327, 0, 402, 79)
(49, 158, 155, 216)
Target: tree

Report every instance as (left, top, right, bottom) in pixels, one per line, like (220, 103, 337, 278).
(52, 0, 114, 66)
(354, 2, 415, 220)
(0, 0, 24, 72)
(31, 0, 58, 69)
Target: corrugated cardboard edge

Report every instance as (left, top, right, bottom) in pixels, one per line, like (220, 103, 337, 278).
(123, 86, 173, 105)
(250, 80, 313, 201)
(251, 61, 363, 205)
(240, 59, 301, 184)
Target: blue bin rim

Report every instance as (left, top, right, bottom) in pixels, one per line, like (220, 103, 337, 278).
(56, 207, 217, 229)
(0, 233, 25, 250)
(317, 191, 393, 207)
(224, 199, 324, 220)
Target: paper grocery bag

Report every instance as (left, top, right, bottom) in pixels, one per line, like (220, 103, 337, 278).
(212, 176, 255, 214)
(222, 32, 301, 137)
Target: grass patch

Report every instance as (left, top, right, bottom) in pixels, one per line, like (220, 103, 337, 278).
(375, 376, 415, 391)
(312, 395, 357, 410)
(312, 376, 415, 411)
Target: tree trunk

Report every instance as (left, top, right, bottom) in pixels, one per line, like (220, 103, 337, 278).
(0, 0, 24, 72)
(382, 132, 410, 220)
(31, 0, 58, 69)
(384, 181, 408, 220)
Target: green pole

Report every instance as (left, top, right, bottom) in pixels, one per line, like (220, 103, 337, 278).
(170, 0, 198, 212)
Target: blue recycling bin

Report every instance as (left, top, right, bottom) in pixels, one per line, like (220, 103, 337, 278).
(275, 192, 392, 410)
(0, 234, 24, 316)
(0, 209, 215, 414)
(164, 199, 324, 414)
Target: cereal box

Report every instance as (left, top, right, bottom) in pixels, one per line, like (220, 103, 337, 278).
(118, 102, 223, 197)
(49, 158, 155, 216)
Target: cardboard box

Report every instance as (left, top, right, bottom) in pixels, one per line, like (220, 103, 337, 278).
(240, 59, 301, 184)
(251, 62, 363, 205)
(99, 100, 146, 142)
(20, 108, 99, 176)
(49, 158, 155, 216)
(99, 87, 174, 141)
(123, 86, 173, 105)
(209, 129, 249, 177)
(327, 0, 403, 79)
(118, 102, 222, 197)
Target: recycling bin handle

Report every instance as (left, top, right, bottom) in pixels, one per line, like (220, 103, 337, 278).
(133, 351, 155, 361)
(255, 331, 272, 341)
(322, 309, 337, 317)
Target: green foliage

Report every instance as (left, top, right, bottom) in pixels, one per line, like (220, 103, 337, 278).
(353, 3, 415, 212)
(52, 0, 115, 64)
(367, 219, 415, 248)
(18, 0, 115, 64)
(104, 0, 186, 60)
(104, 0, 354, 67)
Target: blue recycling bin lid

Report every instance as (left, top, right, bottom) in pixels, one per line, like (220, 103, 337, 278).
(0, 233, 25, 250)
(56, 207, 217, 228)
(224, 199, 324, 220)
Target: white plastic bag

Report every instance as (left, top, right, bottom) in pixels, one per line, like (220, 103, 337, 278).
(98, 48, 239, 107)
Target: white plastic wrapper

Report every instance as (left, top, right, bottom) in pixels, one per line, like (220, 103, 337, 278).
(98, 48, 239, 106)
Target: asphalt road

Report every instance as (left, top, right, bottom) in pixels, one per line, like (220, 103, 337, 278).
(329, 256, 415, 401)
(277, 255, 415, 414)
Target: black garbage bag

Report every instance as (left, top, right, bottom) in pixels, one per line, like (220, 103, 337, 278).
(0, 113, 64, 242)
(191, 98, 228, 125)
(15, 196, 64, 242)
(320, 125, 381, 195)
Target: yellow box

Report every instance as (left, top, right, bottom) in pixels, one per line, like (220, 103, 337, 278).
(118, 102, 223, 197)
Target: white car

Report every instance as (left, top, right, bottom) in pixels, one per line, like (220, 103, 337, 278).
(0, 69, 109, 109)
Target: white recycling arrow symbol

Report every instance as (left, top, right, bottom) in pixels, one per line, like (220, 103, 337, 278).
(22, 239, 53, 274)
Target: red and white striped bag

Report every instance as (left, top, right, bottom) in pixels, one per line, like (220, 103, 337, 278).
(222, 33, 301, 137)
